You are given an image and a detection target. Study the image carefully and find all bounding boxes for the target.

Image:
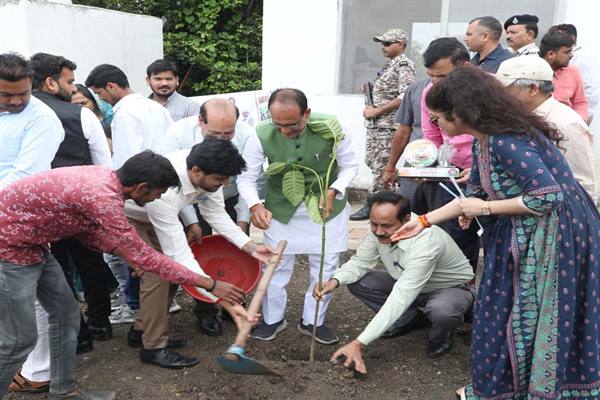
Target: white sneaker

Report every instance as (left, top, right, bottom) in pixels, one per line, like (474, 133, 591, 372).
(109, 304, 137, 324)
(110, 292, 124, 311)
(169, 299, 182, 314)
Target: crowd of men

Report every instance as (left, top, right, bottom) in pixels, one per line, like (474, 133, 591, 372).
(0, 11, 599, 400)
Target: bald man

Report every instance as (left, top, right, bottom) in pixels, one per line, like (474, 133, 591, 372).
(165, 99, 264, 336)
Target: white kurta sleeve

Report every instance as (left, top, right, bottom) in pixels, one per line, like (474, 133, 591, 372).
(329, 127, 358, 196)
(238, 133, 266, 209)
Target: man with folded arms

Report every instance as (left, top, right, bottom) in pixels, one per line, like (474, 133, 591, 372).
(314, 191, 474, 373)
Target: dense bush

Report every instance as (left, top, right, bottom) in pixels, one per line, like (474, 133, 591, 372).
(74, 0, 262, 95)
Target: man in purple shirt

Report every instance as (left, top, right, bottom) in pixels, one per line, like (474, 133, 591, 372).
(416, 38, 480, 270)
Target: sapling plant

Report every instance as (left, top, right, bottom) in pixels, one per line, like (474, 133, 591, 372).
(265, 118, 344, 361)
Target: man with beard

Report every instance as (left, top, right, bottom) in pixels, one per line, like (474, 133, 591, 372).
(146, 59, 199, 121)
(9, 53, 114, 395)
(540, 30, 589, 122)
(0, 53, 64, 394)
(0, 151, 251, 400)
(0, 52, 64, 188)
(124, 138, 274, 369)
(314, 191, 474, 373)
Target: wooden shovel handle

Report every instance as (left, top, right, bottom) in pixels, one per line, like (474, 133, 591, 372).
(233, 240, 287, 348)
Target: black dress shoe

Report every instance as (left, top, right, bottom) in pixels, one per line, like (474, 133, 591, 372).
(76, 338, 94, 355)
(127, 327, 187, 349)
(197, 314, 222, 337)
(349, 205, 370, 221)
(139, 348, 199, 369)
(88, 323, 113, 341)
(426, 331, 454, 359)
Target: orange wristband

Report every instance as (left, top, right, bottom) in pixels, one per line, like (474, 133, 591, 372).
(417, 214, 432, 228)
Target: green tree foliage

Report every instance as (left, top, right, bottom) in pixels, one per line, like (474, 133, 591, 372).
(73, 0, 262, 95)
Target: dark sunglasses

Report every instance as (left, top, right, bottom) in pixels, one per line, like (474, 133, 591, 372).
(381, 41, 398, 47)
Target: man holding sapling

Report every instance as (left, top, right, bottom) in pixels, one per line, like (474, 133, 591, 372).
(238, 88, 358, 345)
(314, 191, 474, 372)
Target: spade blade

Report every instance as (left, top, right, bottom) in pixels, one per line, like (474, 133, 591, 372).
(217, 346, 278, 376)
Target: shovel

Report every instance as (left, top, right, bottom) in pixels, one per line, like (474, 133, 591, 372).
(218, 240, 287, 375)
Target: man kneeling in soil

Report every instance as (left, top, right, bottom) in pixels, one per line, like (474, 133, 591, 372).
(314, 191, 474, 373)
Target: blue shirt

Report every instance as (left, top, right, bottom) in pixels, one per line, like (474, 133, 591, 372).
(471, 44, 514, 73)
(0, 96, 64, 189)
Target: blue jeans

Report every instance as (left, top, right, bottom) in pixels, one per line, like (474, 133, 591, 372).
(0, 252, 80, 397)
(103, 253, 139, 310)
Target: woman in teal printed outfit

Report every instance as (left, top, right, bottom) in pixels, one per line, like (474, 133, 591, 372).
(392, 65, 600, 399)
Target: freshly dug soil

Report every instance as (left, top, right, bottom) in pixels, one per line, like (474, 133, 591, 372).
(6, 252, 471, 400)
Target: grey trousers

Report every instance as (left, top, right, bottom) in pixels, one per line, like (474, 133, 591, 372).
(348, 271, 474, 341)
(0, 252, 80, 397)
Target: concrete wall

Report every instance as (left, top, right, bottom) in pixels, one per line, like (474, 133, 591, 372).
(0, 0, 163, 93)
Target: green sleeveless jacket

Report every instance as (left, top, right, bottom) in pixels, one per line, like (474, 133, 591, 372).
(256, 112, 348, 224)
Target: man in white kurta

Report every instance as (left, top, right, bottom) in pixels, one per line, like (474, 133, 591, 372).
(238, 88, 357, 344)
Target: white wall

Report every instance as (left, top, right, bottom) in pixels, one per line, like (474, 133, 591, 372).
(262, 0, 371, 188)
(0, 0, 163, 93)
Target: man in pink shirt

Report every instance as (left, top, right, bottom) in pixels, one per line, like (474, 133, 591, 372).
(540, 30, 589, 122)
(0, 152, 249, 400)
(415, 37, 480, 270)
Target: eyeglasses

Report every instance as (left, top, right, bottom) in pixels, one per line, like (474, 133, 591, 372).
(428, 113, 440, 127)
(381, 41, 398, 47)
(271, 116, 305, 130)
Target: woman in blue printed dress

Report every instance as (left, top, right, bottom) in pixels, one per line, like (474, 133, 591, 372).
(392, 65, 600, 400)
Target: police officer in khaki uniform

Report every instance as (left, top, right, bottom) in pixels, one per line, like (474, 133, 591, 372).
(351, 28, 415, 221)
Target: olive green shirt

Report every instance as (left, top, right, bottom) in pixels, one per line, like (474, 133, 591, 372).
(334, 220, 473, 345)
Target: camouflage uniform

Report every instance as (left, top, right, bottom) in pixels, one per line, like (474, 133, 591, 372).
(366, 29, 415, 194)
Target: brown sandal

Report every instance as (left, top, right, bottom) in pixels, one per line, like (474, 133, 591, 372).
(8, 372, 50, 393)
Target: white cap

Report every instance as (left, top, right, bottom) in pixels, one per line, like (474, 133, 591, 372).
(495, 56, 553, 86)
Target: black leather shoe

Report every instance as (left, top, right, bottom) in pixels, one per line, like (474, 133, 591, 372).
(349, 205, 370, 221)
(127, 327, 187, 349)
(76, 338, 94, 355)
(197, 314, 222, 337)
(88, 323, 113, 341)
(426, 331, 454, 359)
(140, 348, 199, 369)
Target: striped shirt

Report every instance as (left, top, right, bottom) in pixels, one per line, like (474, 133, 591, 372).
(151, 92, 200, 121)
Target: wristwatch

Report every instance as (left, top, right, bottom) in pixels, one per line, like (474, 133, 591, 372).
(481, 202, 492, 216)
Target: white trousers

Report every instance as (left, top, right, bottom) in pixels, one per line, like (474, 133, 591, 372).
(262, 252, 339, 326)
(21, 301, 51, 381)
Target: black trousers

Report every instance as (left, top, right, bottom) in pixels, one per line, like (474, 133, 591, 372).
(51, 238, 112, 327)
(412, 181, 480, 271)
(194, 195, 249, 315)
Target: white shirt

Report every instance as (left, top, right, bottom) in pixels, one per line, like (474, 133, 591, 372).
(124, 149, 252, 298)
(0, 96, 64, 189)
(166, 116, 262, 224)
(80, 107, 112, 167)
(111, 93, 173, 168)
(572, 46, 600, 115)
(534, 96, 598, 202)
(513, 42, 539, 56)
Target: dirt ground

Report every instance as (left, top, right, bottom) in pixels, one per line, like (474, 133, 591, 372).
(6, 252, 472, 400)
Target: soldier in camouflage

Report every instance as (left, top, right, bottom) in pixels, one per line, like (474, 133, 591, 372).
(350, 28, 415, 221)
